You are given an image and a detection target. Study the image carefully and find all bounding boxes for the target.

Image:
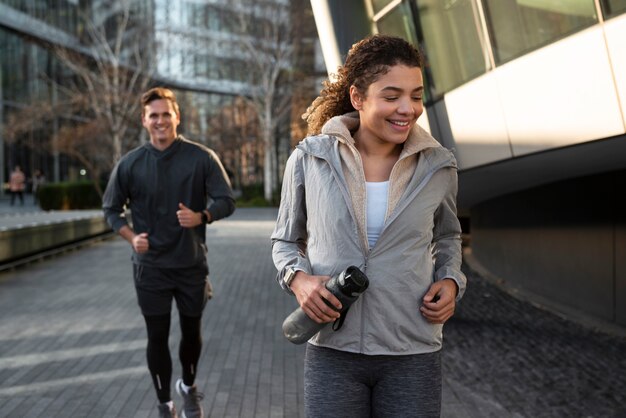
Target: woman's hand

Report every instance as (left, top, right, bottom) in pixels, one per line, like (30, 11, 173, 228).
(420, 278, 458, 324)
(290, 271, 343, 324)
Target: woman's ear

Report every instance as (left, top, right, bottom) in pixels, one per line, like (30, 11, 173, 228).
(349, 85, 363, 110)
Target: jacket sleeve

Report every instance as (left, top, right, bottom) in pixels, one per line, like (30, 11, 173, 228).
(102, 160, 130, 233)
(204, 149, 235, 222)
(432, 167, 467, 300)
(271, 150, 311, 294)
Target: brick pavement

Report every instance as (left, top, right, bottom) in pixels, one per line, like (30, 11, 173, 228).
(0, 207, 304, 418)
(443, 264, 626, 418)
(0, 207, 625, 417)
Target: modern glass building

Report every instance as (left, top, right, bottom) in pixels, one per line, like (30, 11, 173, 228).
(0, 0, 82, 187)
(311, 0, 626, 328)
(0, 0, 320, 194)
(151, 0, 321, 191)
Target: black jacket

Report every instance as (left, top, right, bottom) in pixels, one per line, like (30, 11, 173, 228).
(103, 136, 235, 268)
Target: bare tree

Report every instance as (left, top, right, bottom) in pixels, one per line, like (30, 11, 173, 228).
(101, 0, 318, 203)
(54, 121, 114, 196)
(5, 0, 154, 196)
(60, 0, 155, 164)
(231, 0, 303, 202)
(207, 96, 261, 190)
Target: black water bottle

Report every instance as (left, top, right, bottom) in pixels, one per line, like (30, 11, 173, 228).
(282, 266, 369, 344)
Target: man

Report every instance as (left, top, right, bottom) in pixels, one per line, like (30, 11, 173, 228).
(103, 87, 235, 418)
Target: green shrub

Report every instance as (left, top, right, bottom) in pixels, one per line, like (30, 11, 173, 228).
(38, 181, 103, 210)
(38, 183, 67, 210)
(235, 183, 280, 207)
(236, 196, 272, 208)
(240, 183, 265, 200)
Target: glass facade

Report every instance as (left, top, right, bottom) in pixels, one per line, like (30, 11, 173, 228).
(371, 0, 395, 14)
(483, 0, 598, 64)
(0, 0, 79, 35)
(0, 27, 61, 182)
(409, 0, 489, 98)
(152, 0, 314, 190)
(369, 0, 626, 99)
(376, 1, 418, 45)
(0, 0, 319, 195)
(601, 0, 626, 18)
(154, 1, 250, 85)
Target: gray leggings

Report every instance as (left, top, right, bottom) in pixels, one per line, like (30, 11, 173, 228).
(304, 344, 441, 418)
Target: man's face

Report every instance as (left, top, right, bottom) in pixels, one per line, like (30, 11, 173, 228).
(142, 99, 180, 148)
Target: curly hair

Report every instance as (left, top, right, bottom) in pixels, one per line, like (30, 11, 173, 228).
(303, 34, 422, 135)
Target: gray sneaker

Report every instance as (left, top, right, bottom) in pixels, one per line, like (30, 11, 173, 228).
(175, 379, 204, 418)
(157, 402, 178, 418)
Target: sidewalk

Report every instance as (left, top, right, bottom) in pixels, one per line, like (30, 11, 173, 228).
(0, 207, 624, 417)
(0, 195, 41, 215)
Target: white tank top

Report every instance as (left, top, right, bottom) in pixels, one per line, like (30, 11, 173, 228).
(366, 181, 389, 248)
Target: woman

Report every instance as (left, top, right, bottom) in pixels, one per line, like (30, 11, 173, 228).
(9, 165, 25, 206)
(271, 35, 466, 417)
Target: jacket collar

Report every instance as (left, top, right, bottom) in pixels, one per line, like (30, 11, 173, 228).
(319, 111, 443, 159)
(297, 112, 456, 171)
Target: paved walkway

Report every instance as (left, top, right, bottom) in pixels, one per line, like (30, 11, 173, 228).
(0, 207, 624, 417)
(0, 197, 102, 230)
(0, 195, 40, 215)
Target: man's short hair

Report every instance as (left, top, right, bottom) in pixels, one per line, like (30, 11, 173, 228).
(141, 87, 180, 117)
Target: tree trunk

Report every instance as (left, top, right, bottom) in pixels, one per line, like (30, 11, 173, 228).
(263, 137, 274, 202)
(113, 132, 122, 164)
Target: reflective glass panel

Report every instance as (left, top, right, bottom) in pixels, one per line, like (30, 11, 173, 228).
(483, 0, 598, 64)
(376, 2, 418, 45)
(371, 0, 394, 14)
(601, 0, 626, 18)
(412, 0, 488, 97)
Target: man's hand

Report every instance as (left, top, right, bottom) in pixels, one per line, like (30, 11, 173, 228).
(132, 232, 149, 254)
(177, 203, 203, 228)
(290, 272, 342, 324)
(420, 278, 458, 324)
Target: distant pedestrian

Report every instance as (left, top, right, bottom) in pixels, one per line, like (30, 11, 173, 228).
(272, 34, 467, 417)
(103, 87, 235, 418)
(31, 169, 45, 204)
(9, 165, 25, 206)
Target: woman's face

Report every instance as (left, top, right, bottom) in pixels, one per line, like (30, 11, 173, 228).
(351, 64, 424, 147)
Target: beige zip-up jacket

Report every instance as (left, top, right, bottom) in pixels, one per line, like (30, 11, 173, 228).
(272, 113, 466, 355)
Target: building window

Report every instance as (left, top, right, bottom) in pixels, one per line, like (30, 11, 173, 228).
(483, 0, 598, 64)
(371, 0, 395, 14)
(375, 1, 418, 45)
(601, 0, 626, 18)
(410, 0, 488, 98)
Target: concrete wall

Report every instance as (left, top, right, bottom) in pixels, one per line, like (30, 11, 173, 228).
(470, 169, 626, 326)
(0, 216, 111, 264)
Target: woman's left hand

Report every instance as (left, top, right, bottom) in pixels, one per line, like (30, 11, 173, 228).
(420, 279, 458, 324)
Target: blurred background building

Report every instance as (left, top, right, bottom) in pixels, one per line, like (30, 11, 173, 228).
(0, 0, 323, 200)
(311, 0, 626, 329)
